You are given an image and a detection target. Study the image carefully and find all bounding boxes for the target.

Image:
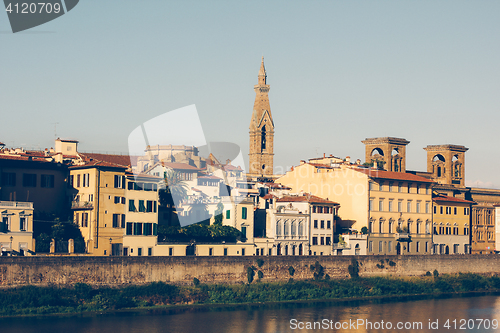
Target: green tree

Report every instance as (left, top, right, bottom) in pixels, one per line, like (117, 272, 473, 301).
(159, 170, 188, 227)
(213, 202, 224, 226)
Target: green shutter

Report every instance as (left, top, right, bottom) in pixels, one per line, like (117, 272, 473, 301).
(226, 210, 230, 219)
(153, 223, 157, 236)
(242, 207, 247, 219)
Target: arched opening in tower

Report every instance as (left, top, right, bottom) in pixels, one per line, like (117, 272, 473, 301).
(261, 126, 266, 150)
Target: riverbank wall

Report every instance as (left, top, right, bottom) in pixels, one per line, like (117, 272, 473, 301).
(0, 255, 499, 287)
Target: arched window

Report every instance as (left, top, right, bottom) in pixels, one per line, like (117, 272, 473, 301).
(291, 220, 296, 236)
(276, 220, 281, 236)
(261, 126, 266, 150)
(298, 221, 303, 236)
(284, 220, 289, 236)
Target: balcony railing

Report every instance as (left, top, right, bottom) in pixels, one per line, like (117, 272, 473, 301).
(71, 201, 93, 209)
(333, 243, 351, 249)
(0, 201, 33, 208)
(395, 233, 411, 241)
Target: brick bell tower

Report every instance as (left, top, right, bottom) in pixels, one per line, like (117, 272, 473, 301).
(249, 57, 274, 178)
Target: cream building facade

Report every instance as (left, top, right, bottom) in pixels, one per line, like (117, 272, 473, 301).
(0, 200, 34, 255)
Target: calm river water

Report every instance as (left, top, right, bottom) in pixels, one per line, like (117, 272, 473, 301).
(1, 294, 500, 333)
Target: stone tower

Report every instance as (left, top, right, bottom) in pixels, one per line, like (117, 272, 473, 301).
(423, 144, 468, 187)
(249, 57, 274, 178)
(361, 137, 410, 172)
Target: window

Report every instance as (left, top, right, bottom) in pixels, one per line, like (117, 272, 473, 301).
(369, 241, 373, 252)
(318, 206, 323, 213)
(453, 244, 459, 254)
(326, 237, 331, 245)
(128, 181, 134, 190)
(434, 206, 437, 214)
(146, 201, 153, 212)
(224, 248, 228, 256)
(129, 200, 136, 212)
(407, 201, 411, 213)
(139, 200, 146, 212)
(379, 182, 383, 191)
(154, 201, 157, 213)
(426, 222, 430, 234)
(114, 196, 121, 204)
(425, 202, 430, 214)
(440, 207, 443, 214)
(426, 186, 430, 195)
(74, 212, 79, 225)
(134, 223, 143, 235)
(327, 220, 331, 229)
(379, 220, 383, 233)
(82, 213, 88, 227)
(416, 185, 420, 194)
(379, 241, 383, 253)
(82, 173, 89, 187)
(126, 223, 133, 235)
(276, 221, 281, 236)
(416, 242, 420, 253)
(369, 182, 374, 191)
(388, 220, 393, 233)
(388, 241, 393, 253)
(148, 248, 153, 256)
(320, 237, 325, 245)
(144, 223, 153, 235)
(398, 182, 403, 193)
(398, 201, 402, 213)
(453, 227, 459, 235)
(22, 173, 37, 187)
(320, 220, 325, 229)
(226, 210, 230, 219)
(369, 199, 374, 211)
(242, 207, 247, 219)
(379, 200, 383, 212)
(39, 174, 55, 188)
(241, 248, 245, 256)
(313, 206, 317, 213)
(312, 237, 318, 245)
(121, 197, 125, 204)
(425, 242, 429, 253)
(298, 221, 303, 235)
(416, 223, 421, 234)
(114, 175, 125, 189)
(2, 216, 10, 232)
(416, 201, 421, 213)
(291, 221, 296, 236)
(208, 248, 213, 256)
(1, 172, 16, 186)
(77, 174, 80, 187)
(388, 200, 393, 212)
(388, 182, 393, 192)
(112, 214, 120, 228)
(314, 220, 318, 228)
(464, 227, 469, 235)
(454, 207, 457, 215)
(407, 183, 412, 193)
(137, 248, 142, 256)
(464, 207, 470, 215)
(284, 221, 289, 235)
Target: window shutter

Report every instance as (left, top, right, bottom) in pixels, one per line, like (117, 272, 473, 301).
(122, 176, 126, 189)
(121, 214, 125, 228)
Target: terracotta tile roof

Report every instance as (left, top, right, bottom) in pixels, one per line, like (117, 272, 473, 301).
(308, 163, 334, 169)
(198, 174, 222, 180)
(0, 154, 47, 162)
(161, 162, 200, 171)
(223, 164, 243, 171)
(354, 168, 435, 183)
(259, 182, 291, 189)
(70, 160, 127, 169)
(80, 153, 137, 168)
(277, 195, 339, 205)
(125, 171, 162, 180)
(262, 193, 276, 199)
(433, 194, 475, 204)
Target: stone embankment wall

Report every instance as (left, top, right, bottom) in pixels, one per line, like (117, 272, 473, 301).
(0, 255, 499, 287)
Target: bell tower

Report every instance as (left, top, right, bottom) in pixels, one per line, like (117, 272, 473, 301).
(361, 137, 410, 172)
(249, 57, 274, 178)
(424, 144, 468, 187)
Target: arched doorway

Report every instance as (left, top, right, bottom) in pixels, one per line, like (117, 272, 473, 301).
(298, 244, 303, 255)
(396, 242, 401, 255)
(276, 243, 281, 255)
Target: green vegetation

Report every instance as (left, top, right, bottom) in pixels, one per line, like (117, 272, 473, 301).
(157, 223, 242, 243)
(2, 273, 500, 317)
(34, 220, 85, 253)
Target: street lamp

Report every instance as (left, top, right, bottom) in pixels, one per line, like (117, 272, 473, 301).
(109, 238, 112, 256)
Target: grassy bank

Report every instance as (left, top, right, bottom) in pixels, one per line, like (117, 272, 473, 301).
(1, 273, 500, 317)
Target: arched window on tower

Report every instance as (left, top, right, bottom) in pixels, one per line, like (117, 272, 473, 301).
(261, 126, 266, 150)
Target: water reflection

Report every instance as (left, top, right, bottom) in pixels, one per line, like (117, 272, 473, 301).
(1, 294, 500, 333)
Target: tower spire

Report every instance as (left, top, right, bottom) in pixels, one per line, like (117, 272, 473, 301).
(258, 56, 266, 85)
(249, 57, 274, 178)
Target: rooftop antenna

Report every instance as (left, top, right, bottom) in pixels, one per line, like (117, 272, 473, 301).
(51, 122, 59, 140)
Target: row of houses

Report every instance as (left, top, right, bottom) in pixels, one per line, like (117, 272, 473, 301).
(0, 136, 499, 257)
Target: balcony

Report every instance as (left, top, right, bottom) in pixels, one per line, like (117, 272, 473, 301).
(395, 233, 411, 241)
(333, 243, 351, 250)
(0, 201, 33, 209)
(71, 201, 93, 210)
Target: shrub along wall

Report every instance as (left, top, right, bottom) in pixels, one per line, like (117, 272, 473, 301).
(0, 255, 499, 287)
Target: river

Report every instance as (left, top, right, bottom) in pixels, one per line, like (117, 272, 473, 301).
(1, 294, 500, 332)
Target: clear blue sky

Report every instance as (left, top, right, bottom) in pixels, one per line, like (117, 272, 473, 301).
(1, 1, 500, 188)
